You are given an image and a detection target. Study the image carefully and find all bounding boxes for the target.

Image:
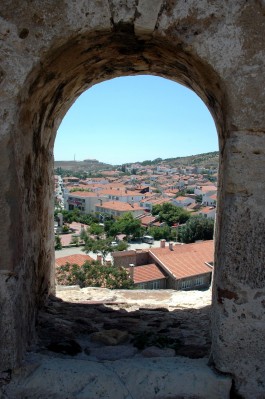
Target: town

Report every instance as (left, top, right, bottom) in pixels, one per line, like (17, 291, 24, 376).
(54, 152, 217, 291)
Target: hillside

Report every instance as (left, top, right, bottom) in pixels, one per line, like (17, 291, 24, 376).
(133, 151, 219, 169)
(163, 151, 219, 168)
(54, 151, 219, 174)
(54, 159, 112, 173)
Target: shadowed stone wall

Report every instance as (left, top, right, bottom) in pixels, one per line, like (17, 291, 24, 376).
(0, 1, 264, 397)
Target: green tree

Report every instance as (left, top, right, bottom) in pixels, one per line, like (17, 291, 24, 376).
(106, 213, 143, 239)
(177, 215, 214, 243)
(89, 223, 104, 237)
(55, 235, 62, 250)
(116, 240, 129, 251)
(152, 203, 190, 226)
(83, 237, 113, 264)
(58, 209, 97, 225)
(56, 261, 134, 289)
(80, 227, 89, 241)
(146, 226, 175, 241)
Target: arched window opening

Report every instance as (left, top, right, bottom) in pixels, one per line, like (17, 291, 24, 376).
(44, 75, 218, 363)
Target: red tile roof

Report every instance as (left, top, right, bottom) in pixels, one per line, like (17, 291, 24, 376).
(149, 240, 214, 280)
(200, 185, 217, 193)
(96, 201, 143, 212)
(55, 254, 93, 267)
(139, 215, 157, 226)
(175, 196, 190, 201)
(199, 206, 216, 214)
(133, 264, 167, 284)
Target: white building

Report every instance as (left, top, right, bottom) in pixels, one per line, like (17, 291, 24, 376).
(198, 206, 216, 219)
(172, 196, 196, 208)
(64, 191, 109, 213)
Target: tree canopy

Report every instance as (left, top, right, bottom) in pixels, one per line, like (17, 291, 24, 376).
(152, 203, 190, 226)
(105, 212, 144, 239)
(82, 235, 129, 261)
(83, 237, 113, 263)
(55, 208, 97, 225)
(177, 215, 214, 243)
(146, 225, 175, 241)
(56, 261, 134, 289)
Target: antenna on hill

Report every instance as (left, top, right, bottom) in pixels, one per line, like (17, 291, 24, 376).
(74, 154, 76, 161)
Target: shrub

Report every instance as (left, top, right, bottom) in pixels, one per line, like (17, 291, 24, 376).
(56, 260, 134, 289)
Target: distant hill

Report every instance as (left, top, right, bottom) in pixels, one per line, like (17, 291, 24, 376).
(130, 151, 219, 169)
(162, 151, 219, 168)
(54, 159, 112, 173)
(54, 151, 219, 174)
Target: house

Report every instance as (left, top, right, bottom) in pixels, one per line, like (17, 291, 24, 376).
(194, 185, 217, 196)
(198, 206, 216, 219)
(63, 176, 80, 184)
(95, 200, 144, 218)
(202, 193, 217, 206)
(64, 191, 109, 213)
(112, 240, 214, 290)
(111, 249, 167, 289)
(172, 196, 196, 208)
(149, 240, 213, 290)
(99, 188, 145, 204)
(139, 197, 170, 212)
(130, 264, 167, 289)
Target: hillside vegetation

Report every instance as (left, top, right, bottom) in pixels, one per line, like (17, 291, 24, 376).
(54, 151, 219, 174)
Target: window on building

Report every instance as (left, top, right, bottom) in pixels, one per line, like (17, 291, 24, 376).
(150, 281, 159, 289)
(181, 280, 192, 289)
(138, 283, 147, 289)
(195, 276, 204, 286)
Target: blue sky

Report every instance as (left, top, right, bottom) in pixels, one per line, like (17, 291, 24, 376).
(54, 75, 218, 165)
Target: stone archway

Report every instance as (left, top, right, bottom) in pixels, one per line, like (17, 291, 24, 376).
(0, 2, 264, 397)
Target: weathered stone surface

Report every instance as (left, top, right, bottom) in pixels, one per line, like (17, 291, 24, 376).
(47, 340, 82, 356)
(1, 353, 232, 399)
(0, 1, 264, 397)
(142, 346, 175, 358)
(88, 345, 138, 361)
(91, 329, 129, 346)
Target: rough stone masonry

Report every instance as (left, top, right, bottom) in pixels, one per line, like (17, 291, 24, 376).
(0, 1, 264, 398)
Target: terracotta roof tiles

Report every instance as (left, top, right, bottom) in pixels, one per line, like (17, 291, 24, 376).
(96, 201, 143, 211)
(133, 264, 167, 284)
(149, 240, 213, 280)
(55, 254, 93, 267)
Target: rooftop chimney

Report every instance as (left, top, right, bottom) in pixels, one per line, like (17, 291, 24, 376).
(160, 239, 166, 248)
(129, 263, 135, 280)
(169, 242, 174, 251)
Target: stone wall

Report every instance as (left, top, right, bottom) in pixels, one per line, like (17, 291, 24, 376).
(0, 1, 264, 397)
